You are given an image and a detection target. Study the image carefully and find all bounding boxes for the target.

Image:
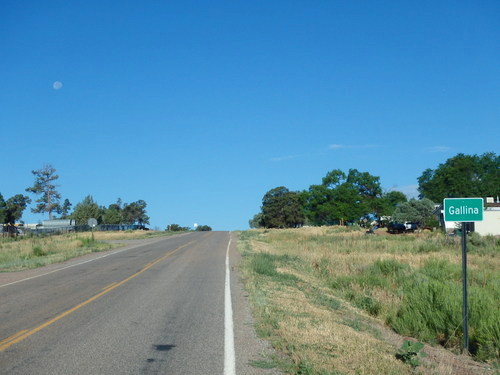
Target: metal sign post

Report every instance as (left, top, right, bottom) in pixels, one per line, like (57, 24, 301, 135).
(461, 222, 469, 354)
(87, 218, 98, 241)
(443, 198, 484, 355)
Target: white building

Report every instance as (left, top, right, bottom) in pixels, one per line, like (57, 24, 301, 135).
(475, 198, 500, 236)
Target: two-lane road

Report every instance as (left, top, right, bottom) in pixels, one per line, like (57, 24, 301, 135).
(0, 231, 266, 375)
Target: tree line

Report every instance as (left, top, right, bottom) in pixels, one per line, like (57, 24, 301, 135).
(166, 223, 212, 231)
(1, 164, 149, 227)
(251, 152, 499, 229)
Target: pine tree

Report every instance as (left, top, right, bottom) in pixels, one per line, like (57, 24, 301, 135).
(26, 164, 62, 220)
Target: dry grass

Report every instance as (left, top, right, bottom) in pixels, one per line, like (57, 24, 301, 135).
(268, 282, 409, 375)
(92, 230, 172, 240)
(238, 227, 497, 375)
(0, 233, 111, 272)
(0, 230, 171, 272)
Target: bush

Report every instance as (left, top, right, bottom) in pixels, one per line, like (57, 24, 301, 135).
(468, 232, 500, 256)
(392, 278, 499, 359)
(392, 280, 462, 346)
(32, 245, 45, 257)
(166, 223, 188, 231)
(468, 287, 500, 361)
(195, 225, 212, 231)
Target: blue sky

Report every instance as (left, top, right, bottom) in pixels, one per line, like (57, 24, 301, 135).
(1, 1, 499, 230)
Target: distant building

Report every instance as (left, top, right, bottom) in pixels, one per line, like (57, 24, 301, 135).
(475, 198, 500, 236)
(42, 219, 76, 228)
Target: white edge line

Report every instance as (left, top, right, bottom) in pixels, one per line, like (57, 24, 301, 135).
(0, 237, 169, 289)
(224, 235, 236, 375)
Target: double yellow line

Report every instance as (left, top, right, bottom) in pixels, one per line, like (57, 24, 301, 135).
(0, 241, 194, 352)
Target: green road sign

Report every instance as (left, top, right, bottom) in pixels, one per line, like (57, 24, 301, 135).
(443, 198, 484, 222)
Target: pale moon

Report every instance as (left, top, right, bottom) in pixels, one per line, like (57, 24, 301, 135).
(53, 81, 63, 90)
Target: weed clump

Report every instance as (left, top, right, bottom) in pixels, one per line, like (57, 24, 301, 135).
(32, 245, 46, 257)
(250, 252, 300, 282)
(396, 340, 427, 368)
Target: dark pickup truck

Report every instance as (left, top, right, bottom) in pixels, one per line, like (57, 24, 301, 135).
(387, 222, 418, 234)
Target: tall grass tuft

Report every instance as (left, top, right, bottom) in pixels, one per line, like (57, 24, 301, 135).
(251, 253, 280, 277)
(250, 252, 301, 282)
(390, 280, 462, 346)
(32, 245, 46, 257)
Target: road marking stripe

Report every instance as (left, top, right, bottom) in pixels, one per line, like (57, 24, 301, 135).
(102, 282, 117, 291)
(0, 330, 29, 347)
(224, 235, 236, 375)
(142, 262, 154, 271)
(0, 241, 194, 352)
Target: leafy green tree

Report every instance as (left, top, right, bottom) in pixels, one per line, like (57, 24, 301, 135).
(71, 195, 101, 225)
(122, 200, 149, 225)
(166, 223, 189, 231)
(330, 182, 365, 225)
(418, 152, 499, 201)
(346, 169, 382, 198)
(195, 225, 212, 231)
(261, 186, 304, 228)
(377, 191, 407, 217)
(59, 198, 72, 218)
(322, 169, 346, 189)
(302, 169, 383, 225)
(0, 194, 6, 224)
(392, 198, 436, 226)
(26, 164, 61, 220)
(102, 202, 123, 224)
(301, 184, 336, 225)
(249, 212, 264, 228)
(2, 194, 32, 224)
(346, 168, 383, 217)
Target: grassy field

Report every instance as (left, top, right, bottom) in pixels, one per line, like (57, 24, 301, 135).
(238, 227, 499, 375)
(0, 230, 178, 272)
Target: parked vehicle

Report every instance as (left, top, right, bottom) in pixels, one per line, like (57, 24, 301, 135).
(387, 222, 406, 234)
(1, 224, 23, 237)
(387, 222, 419, 234)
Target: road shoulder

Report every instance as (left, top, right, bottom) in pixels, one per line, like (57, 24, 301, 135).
(229, 232, 282, 375)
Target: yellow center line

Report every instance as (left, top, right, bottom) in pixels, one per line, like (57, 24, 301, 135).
(0, 241, 195, 352)
(102, 282, 117, 291)
(0, 330, 29, 348)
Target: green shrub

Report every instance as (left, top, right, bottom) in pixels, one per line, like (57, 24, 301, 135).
(390, 261, 499, 359)
(468, 233, 500, 256)
(345, 291, 381, 316)
(392, 280, 462, 346)
(468, 287, 500, 361)
(355, 294, 382, 316)
(32, 246, 45, 257)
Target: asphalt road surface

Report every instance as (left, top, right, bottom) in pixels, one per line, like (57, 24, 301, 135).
(0, 232, 279, 375)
